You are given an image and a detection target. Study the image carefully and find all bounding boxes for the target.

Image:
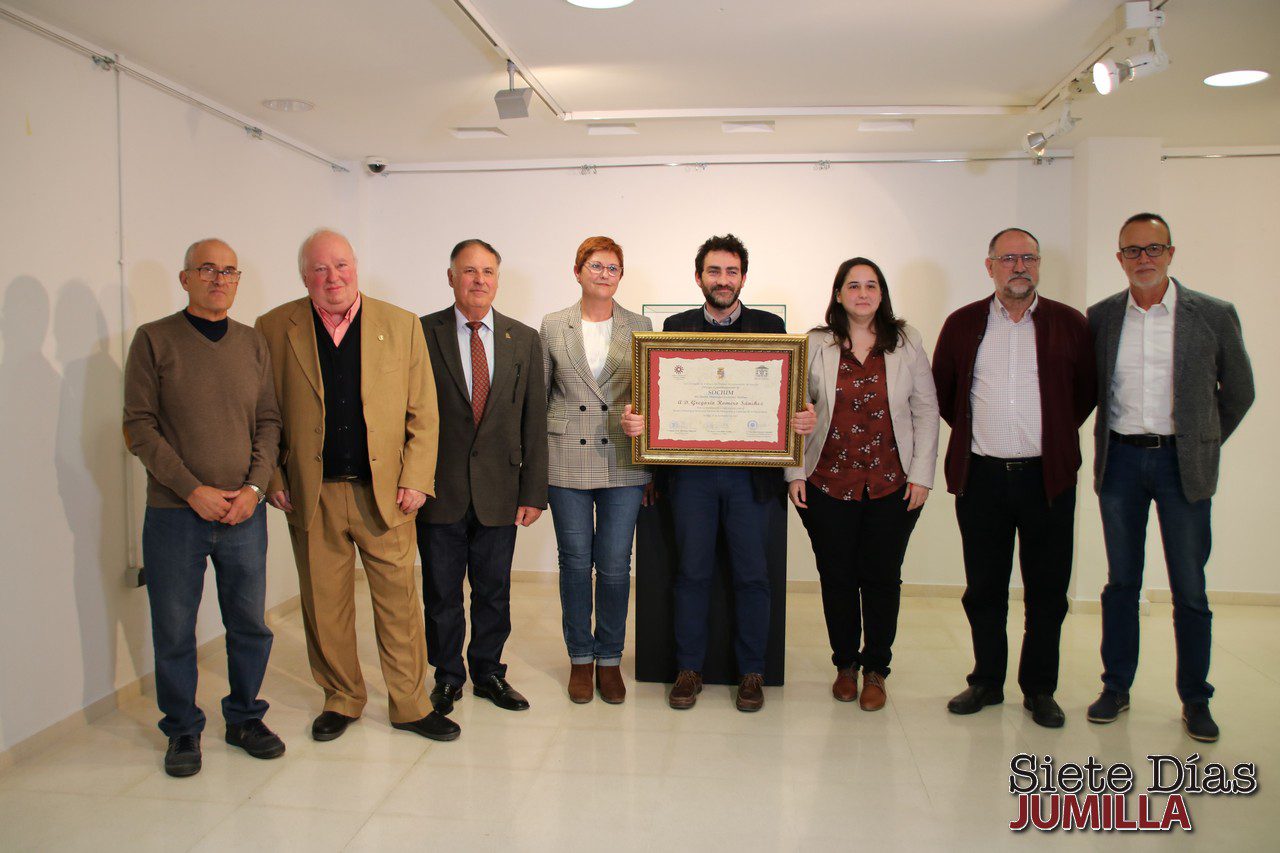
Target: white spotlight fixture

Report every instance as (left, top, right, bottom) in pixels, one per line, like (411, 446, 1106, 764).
(1023, 101, 1079, 158)
(1204, 69, 1270, 88)
(1093, 2, 1168, 95)
(566, 0, 634, 8)
(1093, 47, 1168, 95)
(494, 60, 533, 119)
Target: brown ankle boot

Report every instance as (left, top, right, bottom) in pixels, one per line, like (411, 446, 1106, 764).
(596, 664, 626, 704)
(568, 663, 594, 703)
(832, 667, 859, 703)
(860, 671, 887, 711)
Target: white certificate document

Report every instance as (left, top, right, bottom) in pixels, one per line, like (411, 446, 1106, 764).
(656, 356, 784, 443)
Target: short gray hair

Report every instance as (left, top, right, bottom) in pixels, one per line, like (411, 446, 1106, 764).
(298, 228, 356, 278)
(183, 238, 232, 270)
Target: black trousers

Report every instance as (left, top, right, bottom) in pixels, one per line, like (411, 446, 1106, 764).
(417, 506, 517, 688)
(797, 484, 921, 676)
(955, 456, 1075, 696)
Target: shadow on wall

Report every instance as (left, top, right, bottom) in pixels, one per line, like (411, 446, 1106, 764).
(53, 280, 148, 710)
(0, 277, 61, 747)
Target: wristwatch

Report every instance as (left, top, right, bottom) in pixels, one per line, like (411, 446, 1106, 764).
(247, 484, 266, 504)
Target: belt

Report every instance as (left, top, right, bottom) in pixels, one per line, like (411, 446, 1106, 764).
(1110, 431, 1175, 449)
(971, 454, 1041, 471)
(323, 473, 366, 483)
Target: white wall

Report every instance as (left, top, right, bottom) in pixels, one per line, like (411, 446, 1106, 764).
(0, 18, 357, 751)
(363, 160, 1074, 587)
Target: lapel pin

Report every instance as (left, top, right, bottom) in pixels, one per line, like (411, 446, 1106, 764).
(504, 331, 512, 339)
(378, 334, 385, 341)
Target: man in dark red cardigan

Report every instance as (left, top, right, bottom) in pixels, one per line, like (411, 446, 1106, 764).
(932, 227, 1095, 728)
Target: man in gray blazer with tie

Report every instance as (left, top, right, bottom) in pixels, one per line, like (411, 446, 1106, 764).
(1086, 213, 1254, 742)
(417, 239, 549, 715)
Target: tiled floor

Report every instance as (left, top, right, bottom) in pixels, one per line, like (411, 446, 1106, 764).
(2, 582, 1276, 851)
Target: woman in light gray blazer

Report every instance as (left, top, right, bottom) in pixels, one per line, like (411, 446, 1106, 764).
(785, 257, 939, 711)
(540, 236, 652, 705)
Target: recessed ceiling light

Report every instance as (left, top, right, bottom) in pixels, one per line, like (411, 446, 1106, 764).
(859, 119, 915, 132)
(1203, 69, 1270, 88)
(566, 0, 634, 8)
(587, 123, 639, 136)
(722, 121, 774, 134)
(450, 127, 508, 139)
(261, 98, 313, 112)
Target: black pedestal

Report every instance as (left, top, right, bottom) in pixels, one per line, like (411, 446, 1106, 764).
(634, 495, 788, 686)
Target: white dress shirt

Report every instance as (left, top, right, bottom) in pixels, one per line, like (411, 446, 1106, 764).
(970, 296, 1042, 458)
(454, 306, 496, 397)
(1109, 282, 1176, 435)
(580, 316, 613, 382)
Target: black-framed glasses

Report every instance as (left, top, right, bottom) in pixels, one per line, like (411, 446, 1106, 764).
(583, 261, 622, 277)
(1119, 244, 1171, 259)
(990, 254, 1041, 267)
(188, 265, 242, 283)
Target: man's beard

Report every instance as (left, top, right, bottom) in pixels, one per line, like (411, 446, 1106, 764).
(703, 285, 740, 309)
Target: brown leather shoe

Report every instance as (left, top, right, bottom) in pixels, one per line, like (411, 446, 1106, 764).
(668, 670, 702, 709)
(860, 671, 887, 711)
(568, 663, 594, 704)
(832, 667, 858, 702)
(596, 664, 626, 704)
(736, 673, 765, 712)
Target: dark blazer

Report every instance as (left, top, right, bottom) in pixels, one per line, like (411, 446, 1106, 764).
(419, 307, 549, 526)
(662, 305, 788, 502)
(1088, 278, 1254, 503)
(932, 294, 1095, 502)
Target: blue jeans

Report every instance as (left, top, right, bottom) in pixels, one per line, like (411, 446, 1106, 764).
(143, 504, 272, 737)
(548, 485, 644, 665)
(668, 467, 771, 676)
(1099, 441, 1214, 703)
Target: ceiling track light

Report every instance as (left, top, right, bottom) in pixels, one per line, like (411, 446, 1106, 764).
(494, 59, 534, 119)
(1023, 100, 1079, 159)
(1093, 3, 1168, 95)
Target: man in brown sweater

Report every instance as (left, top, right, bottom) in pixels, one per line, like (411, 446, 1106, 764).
(123, 238, 285, 777)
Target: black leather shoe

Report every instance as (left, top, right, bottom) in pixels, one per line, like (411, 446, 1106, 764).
(225, 718, 286, 759)
(947, 684, 1004, 715)
(1023, 694, 1066, 728)
(430, 682, 464, 716)
(392, 711, 461, 742)
(164, 733, 202, 777)
(1182, 702, 1219, 743)
(473, 675, 530, 711)
(1086, 690, 1130, 724)
(311, 710, 357, 742)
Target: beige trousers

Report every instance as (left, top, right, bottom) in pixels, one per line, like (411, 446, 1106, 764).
(287, 480, 432, 723)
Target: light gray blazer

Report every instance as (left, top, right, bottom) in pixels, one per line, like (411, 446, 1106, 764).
(540, 300, 652, 489)
(785, 325, 939, 489)
(1088, 278, 1254, 502)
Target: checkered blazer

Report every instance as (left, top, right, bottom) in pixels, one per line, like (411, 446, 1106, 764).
(540, 301, 652, 489)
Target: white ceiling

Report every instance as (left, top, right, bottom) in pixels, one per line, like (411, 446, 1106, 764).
(6, 0, 1279, 164)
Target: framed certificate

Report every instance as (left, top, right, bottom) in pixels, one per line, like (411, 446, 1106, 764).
(631, 331, 808, 466)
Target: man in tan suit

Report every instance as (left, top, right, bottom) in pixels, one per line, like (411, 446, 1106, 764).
(256, 229, 458, 742)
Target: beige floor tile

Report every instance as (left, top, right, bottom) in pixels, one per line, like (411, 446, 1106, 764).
(343, 812, 516, 851)
(249, 756, 409, 813)
(189, 802, 370, 852)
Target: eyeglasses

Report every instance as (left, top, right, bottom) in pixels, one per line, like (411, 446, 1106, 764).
(1119, 244, 1171, 259)
(990, 254, 1041, 267)
(188, 265, 242, 283)
(583, 261, 622, 277)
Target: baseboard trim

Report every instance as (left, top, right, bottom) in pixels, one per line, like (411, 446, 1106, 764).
(0, 594, 302, 772)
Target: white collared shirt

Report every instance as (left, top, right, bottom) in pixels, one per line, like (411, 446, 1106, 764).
(1109, 281, 1177, 435)
(970, 295, 1042, 458)
(454, 306, 496, 397)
